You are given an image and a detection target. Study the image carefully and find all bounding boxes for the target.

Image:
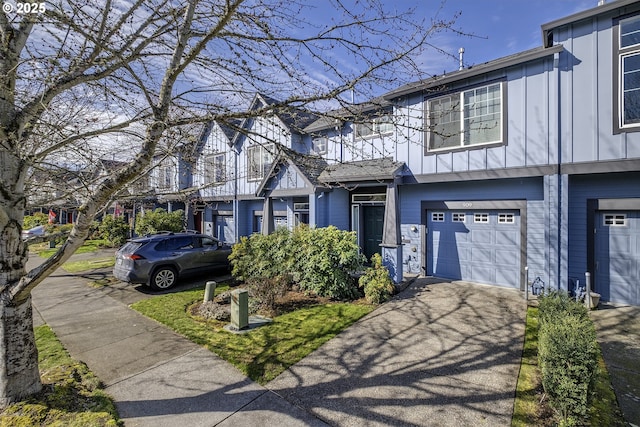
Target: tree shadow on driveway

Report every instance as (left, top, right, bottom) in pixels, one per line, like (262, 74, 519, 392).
(266, 279, 527, 426)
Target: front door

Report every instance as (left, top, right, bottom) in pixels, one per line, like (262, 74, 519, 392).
(362, 205, 384, 261)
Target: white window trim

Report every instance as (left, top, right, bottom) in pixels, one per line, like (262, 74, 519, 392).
(617, 15, 640, 131)
(205, 153, 226, 184)
(247, 143, 275, 182)
(312, 136, 328, 155)
(452, 213, 466, 223)
(603, 213, 627, 227)
(474, 213, 489, 223)
(426, 82, 505, 152)
(498, 213, 515, 224)
(432, 212, 444, 222)
(355, 114, 394, 140)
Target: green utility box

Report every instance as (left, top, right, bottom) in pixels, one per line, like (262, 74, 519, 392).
(231, 289, 249, 330)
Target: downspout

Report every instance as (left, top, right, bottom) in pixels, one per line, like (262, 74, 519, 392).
(233, 144, 239, 243)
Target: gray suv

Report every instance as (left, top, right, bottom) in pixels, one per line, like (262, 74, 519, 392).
(113, 232, 231, 290)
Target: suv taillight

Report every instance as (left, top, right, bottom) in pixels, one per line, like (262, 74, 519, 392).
(127, 254, 145, 260)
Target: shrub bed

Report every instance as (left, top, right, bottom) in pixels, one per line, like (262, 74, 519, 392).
(229, 225, 366, 300)
(537, 292, 600, 426)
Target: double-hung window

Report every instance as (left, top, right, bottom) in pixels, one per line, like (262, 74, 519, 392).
(247, 143, 274, 181)
(205, 153, 226, 184)
(426, 82, 504, 152)
(355, 113, 394, 139)
(617, 15, 640, 130)
(157, 163, 173, 190)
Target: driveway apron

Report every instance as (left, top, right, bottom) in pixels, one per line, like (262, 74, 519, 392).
(268, 278, 527, 427)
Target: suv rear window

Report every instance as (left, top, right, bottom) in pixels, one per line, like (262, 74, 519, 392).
(120, 242, 143, 253)
(155, 236, 194, 251)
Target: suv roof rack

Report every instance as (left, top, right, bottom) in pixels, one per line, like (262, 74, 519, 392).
(145, 231, 175, 237)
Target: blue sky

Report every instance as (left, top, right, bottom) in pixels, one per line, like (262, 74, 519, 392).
(414, 0, 595, 74)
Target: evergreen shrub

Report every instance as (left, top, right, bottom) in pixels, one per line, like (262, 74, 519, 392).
(229, 225, 365, 300)
(538, 292, 600, 426)
(359, 253, 395, 304)
(98, 214, 129, 247)
(135, 208, 184, 236)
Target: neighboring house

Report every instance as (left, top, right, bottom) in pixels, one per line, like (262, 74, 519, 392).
(147, 147, 194, 215)
(187, 1, 640, 306)
(192, 94, 317, 242)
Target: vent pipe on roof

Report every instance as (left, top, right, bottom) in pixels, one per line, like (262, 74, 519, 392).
(598, 0, 605, 5)
(458, 47, 465, 71)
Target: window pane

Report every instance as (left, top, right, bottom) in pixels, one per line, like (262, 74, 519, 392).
(355, 122, 374, 138)
(623, 54, 640, 125)
(464, 84, 501, 145)
(621, 16, 640, 48)
(428, 96, 461, 149)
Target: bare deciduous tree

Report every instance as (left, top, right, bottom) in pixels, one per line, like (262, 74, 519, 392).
(0, 0, 457, 405)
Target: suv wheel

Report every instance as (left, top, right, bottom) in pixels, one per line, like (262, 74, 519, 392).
(150, 266, 177, 290)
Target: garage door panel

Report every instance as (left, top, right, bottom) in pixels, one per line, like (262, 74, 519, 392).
(496, 268, 519, 286)
(472, 230, 492, 244)
(496, 249, 518, 266)
(496, 230, 518, 246)
(471, 247, 492, 263)
(471, 267, 493, 284)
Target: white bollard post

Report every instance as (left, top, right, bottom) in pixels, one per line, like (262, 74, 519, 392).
(204, 281, 216, 302)
(585, 272, 591, 309)
(525, 266, 529, 301)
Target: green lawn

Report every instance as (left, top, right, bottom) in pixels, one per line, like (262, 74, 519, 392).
(35, 239, 112, 258)
(62, 258, 115, 273)
(131, 286, 375, 384)
(511, 306, 626, 426)
(0, 326, 121, 427)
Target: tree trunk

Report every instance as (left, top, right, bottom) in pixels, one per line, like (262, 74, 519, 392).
(0, 296, 41, 408)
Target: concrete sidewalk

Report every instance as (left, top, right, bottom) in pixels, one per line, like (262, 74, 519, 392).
(30, 254, 327, 427)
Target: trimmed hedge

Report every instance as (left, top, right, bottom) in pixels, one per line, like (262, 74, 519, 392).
(229, 225, 365, 300)
(538, 292, 600, 426)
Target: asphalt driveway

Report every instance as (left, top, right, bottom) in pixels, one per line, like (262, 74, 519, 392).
(268, 278, 527, 426)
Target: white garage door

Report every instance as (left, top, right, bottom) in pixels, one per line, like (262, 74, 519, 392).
(595, 211, 640, 305)
(215, 215, 235, 243)
(427, 210, 521, 288)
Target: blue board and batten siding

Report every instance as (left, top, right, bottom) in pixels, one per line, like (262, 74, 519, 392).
(568, 173, 640, 305)
(392, 56, 558, 176)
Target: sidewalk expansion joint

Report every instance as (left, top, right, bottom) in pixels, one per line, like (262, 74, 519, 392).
(104, 347, 203, 388)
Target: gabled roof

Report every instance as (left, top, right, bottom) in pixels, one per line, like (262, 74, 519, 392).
(382, 45, 563, 100)
(542, 0, 640, 47)
(195, 119, 240, 155)
(304, 97, 393, 133)
(256, 147, 328, 196)
(318, 158, 404, 184)
(232, 93, 319, 145)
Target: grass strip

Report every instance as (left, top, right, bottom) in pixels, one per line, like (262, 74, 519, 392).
(36, 240, 112, 258)
(512, 306, 541, 427)
(61, 257, 115, 273)
(131, 287, 374, 384)
(0, 325, 121, 427)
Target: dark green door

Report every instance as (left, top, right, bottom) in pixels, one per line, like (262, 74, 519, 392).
(362, 206, 384, 261)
